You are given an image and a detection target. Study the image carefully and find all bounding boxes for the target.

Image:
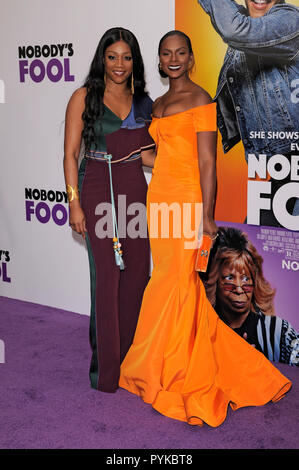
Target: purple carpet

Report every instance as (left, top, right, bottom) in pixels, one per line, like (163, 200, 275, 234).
(0, 295, 298, 449)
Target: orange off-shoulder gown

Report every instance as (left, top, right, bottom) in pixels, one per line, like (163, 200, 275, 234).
(119, 103, 291, 427)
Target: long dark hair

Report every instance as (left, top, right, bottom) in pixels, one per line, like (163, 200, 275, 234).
(82, 27, 147, 151)
(158, 30, 193, 79)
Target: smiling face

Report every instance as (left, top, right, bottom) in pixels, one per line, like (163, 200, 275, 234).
(159, 34, 194, 79)
(245, 0, 281, 18)
(217, 261, 254, 317)
(104, 40, 133, 86)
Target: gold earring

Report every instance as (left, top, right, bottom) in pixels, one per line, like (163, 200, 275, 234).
(131, 74, 134, 94)
(104, 73, 106, 86)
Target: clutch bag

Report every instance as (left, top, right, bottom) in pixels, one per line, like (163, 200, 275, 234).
(195, 234, 212, 272)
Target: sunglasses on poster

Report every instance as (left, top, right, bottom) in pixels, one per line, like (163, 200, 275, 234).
(221, 282, 254, 293)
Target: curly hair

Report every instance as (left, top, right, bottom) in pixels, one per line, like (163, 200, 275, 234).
(82, 27, 147, 151)
(204, 227, 276, 316)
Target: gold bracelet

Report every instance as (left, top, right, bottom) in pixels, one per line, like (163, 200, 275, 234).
(66, 184, 79, 202)
(203, 232, 219, 241)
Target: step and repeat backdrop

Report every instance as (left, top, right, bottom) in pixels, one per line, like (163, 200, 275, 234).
(0, 0, 175, 315)
(1, 0, 298, 331)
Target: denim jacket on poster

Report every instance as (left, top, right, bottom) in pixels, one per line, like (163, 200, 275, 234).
(198, 0, 299, 158)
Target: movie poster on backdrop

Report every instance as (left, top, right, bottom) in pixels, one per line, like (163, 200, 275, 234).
(175, 0, 299, 333)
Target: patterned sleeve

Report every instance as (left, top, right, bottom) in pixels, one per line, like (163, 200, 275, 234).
(135, 95, 155, 151)
(280, 319, 299, 367)
(193, 102, 217, 133)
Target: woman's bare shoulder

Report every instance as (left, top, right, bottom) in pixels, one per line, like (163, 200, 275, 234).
(66, 87, 87, 115)
(190, 84, 213, 106)
(69, 86, 87, 104)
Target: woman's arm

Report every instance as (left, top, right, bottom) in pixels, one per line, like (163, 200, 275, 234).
(63, 87, 87, 238)
(197, 129, 218, 238)
(141, 147, 156, 168)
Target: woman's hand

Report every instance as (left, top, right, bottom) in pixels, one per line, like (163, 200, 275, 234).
(69, 204, 87, 239)
(203, 217, 218, 243)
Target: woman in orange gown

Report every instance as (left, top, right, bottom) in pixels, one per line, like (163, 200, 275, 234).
(119, 31, 291, 427)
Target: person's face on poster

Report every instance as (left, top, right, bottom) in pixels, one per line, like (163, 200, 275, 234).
(217, 262, 254, 316)
(244, 0, 283, 18)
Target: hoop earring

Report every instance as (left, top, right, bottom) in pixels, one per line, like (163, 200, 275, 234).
(131, 74, 134, 94)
